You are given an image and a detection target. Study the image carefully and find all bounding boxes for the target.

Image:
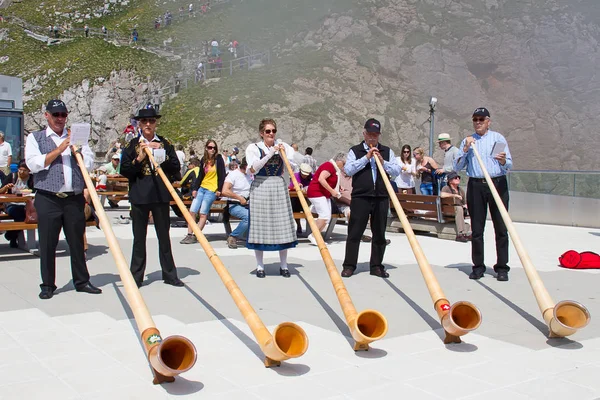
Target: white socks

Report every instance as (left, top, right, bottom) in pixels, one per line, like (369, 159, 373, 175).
(254, 250, 264, 271)
(279, 249, 288, 270)
(255, 249, 289, 270)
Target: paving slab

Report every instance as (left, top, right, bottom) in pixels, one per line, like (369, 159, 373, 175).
(0, 206, 599, 399)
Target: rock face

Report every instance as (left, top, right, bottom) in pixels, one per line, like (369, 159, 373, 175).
(23, 0, 600, 171)
(202, 0, 600, 171)
(25, 71, 157, 156)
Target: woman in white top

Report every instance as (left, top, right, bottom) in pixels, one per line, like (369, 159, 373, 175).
(394, 144, 417, 194)
(245, 118, 297, 278)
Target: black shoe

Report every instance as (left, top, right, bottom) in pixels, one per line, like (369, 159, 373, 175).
(39, 288, 54, 300)
(108, 200, 119, 208)
(280, 268, 290, 278)
(256, 270, 266, 278)
(76, 282, 102, 294)
(360, 235, 372, 243)
(455, 234, 468, 243)
(9, 239, 18, 248)
(370, 267, 389, 278)
(341, 268, 354, 278)
(496, 271, 509, 282)
(385, 239, 391, 246)
(164, 279, 184, 287)
(469, 270, 484, 280)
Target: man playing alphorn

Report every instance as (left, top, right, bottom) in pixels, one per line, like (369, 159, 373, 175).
(25, 99, 102, 299)
(454, 107, 513, 281)
(120, 107, 184, 288)
(341, 118, 400, 278)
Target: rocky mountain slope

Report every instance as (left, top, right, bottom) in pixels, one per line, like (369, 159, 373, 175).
(4, 0, 599, 170)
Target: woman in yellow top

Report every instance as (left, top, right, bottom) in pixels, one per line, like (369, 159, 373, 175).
(180, 139, 227, 244)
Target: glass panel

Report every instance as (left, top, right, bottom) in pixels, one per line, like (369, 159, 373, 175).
(0, 114, 22, 162)
(574, 174, 600, 199)
(507, 172, 575, 196)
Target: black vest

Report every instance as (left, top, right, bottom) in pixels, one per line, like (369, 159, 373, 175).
(350, 142, 391, 198)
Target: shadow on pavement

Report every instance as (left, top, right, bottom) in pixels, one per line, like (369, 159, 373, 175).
(112, 282, 205, 394)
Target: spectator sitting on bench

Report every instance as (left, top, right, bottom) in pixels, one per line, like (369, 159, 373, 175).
(440, 171, 470, 242)
(95, 154, 121, 192)
(179, 157, 200, 198)
(1, 160, 34, 248)
(306, 153, 346, 246)
(221, 157, 252, 249)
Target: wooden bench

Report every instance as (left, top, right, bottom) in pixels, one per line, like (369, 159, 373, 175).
(220, 202, 345, 241)
(388, 194, 469, 240)
(0, 220, 97, 254)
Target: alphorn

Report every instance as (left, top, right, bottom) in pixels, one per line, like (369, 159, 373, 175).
(371, 147, 481, 344)
(142, 144, 308, 367)
(279, 148, 388, 351)
(73, 150, 197, 384)
(470, 143, 590, 337)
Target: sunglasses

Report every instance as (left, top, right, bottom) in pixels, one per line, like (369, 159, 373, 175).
(452, 176, 461, 180)
(139, 118, 157, 124)
(263, 129, 277, 134)
(51, 112, 68, 118)
(472, 117, 487, 122)
(402, 150, 410, 153)
(206, 146, 216, 150)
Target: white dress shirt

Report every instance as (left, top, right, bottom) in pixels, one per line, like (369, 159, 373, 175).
(25, 127, 94, 192)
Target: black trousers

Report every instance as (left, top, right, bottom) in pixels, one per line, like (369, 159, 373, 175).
(343, 196, 389, 271)
(130, 202, 179, 285)
(467, 176, 510, 274)
(34, 193, 90, 291)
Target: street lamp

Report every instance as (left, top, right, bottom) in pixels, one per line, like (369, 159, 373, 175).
(428, 96, 437, 157)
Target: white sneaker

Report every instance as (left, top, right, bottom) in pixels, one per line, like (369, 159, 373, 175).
(307, 234, 317, 246)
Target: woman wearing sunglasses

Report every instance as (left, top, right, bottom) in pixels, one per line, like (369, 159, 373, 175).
(394, 144, 417, 194)
(245, 119, 297, 278)
(180, 139, 226, 244)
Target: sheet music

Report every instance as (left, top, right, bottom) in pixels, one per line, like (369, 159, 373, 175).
(70, 123, 91, 146)
(491, 141, 506, 157)
(153, 148, 166, 164)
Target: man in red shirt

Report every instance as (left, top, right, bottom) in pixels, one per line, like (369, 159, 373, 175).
(306, 153, 346, 245)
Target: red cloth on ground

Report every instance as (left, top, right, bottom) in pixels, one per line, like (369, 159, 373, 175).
(559, 250, 600, 269)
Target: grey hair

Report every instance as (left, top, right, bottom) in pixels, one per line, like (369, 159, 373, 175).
(333, 152, 346, 163)
(0, 131, 4, 140)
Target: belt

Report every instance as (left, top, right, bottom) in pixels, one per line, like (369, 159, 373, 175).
(36, 189, 77, 198)
(469, 176, 506, 184)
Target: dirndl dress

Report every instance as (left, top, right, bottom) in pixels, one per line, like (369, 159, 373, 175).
(247, 150, 298, 251)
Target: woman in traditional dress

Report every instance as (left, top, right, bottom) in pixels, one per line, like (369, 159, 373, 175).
(245, 119, 297, 278)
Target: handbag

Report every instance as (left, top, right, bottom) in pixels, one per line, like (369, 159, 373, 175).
(25, 199, 38, 224)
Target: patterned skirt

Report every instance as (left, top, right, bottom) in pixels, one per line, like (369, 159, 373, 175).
(247, 175, 298, 251)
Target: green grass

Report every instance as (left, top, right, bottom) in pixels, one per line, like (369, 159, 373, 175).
(1, 29, 174, 112)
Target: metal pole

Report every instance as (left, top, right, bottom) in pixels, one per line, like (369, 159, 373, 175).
(429, 107, 435, 157)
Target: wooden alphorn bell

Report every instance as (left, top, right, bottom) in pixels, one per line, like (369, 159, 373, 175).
(371, 146, 481, 344)
(279, 147, 388, 351)
(470, 143, 590, 337)
(72, 149, 197, 384)
(142, 144, 308, 367)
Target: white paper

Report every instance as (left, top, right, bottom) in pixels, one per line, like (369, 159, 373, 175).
(491, 141, 506, 157)
(70, 123, 91, 146)
(153, 148, 166, 164)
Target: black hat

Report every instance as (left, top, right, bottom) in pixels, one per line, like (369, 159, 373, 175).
(472, 107, 490, 118)
(46, 99, 68, 114)
(133, 108, 162, 120)
(447, 171, 460, 181)
(364, 118, 381, 133)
